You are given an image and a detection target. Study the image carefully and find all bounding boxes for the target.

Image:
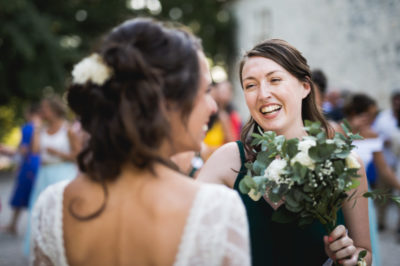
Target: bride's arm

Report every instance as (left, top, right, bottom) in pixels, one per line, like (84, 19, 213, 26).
(197, 142, 242, 188)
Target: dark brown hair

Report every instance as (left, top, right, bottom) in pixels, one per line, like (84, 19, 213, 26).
(42, 95, 67, 118)
(239, 39, 331, 161)
(343, 93, 376, 117)
(67, 18, 202, 219)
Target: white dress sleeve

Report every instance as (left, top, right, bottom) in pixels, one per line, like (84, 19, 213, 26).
(220, 188, 251, 266)
(30, 181, 70, 266)
(174, 184, 251, 266)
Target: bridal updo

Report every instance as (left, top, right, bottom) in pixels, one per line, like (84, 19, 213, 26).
(67, 18, 201, 183)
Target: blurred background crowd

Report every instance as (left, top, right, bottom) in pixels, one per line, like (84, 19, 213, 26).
(1, 0, 400, 265)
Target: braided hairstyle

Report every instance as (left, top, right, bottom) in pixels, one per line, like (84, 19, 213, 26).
(67, 18, 202, 219)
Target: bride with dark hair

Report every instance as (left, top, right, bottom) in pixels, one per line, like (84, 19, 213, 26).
(30, 18, 250, 266)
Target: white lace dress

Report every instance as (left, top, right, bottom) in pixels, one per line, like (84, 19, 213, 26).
(30, 180, 251, 266)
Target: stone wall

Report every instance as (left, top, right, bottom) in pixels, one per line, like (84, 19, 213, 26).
(230, 0, 400, 118)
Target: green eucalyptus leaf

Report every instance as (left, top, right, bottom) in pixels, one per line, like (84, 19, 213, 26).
(358, 250, 367, 259)
(286, 202, 303, 213)
(253, 160, 267, 176)
(341, 120, 351, 134)
(238, 179, 251, 194)
(348, 179, 360, 190)
(391, 195, 400, 207)
(298, 217, 314, 228)
(350, 133, 363, 140)
(271, 208, 296, 223)
(303, 183, 313, 192)
(337, 178, 345, 191)
(308, 146, 321, 161)
(256, 151, 270, 164)
(316, 131, 326, 141)
(285, 138, 299, 158)
(268, 191, 282, 203)
(244, 162, 253, 171)
(243, 175, 257, 189)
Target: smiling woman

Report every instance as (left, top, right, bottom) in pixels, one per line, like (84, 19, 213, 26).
(198, 39, 372, 266)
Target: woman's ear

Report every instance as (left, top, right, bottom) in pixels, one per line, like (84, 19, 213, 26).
(301, 81, 311, 99)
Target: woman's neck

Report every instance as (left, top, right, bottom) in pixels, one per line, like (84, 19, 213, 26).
(272, 123, 308, 140)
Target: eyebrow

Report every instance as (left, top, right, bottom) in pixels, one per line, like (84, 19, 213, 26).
(242, 70, 282, 81)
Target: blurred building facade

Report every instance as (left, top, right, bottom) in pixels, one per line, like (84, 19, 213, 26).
(230, 0, 400, 118)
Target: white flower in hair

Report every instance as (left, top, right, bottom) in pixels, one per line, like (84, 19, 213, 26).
(72, 53, 113, 85)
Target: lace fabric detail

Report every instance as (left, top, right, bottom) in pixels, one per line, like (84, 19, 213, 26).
(31, 180, 70, 266)
(174, 184, 250, 266)
(30, 182, 250, 266)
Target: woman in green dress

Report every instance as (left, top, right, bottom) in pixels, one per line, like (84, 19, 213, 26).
(198, 39, 372, 266)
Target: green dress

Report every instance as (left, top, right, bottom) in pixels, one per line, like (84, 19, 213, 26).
(233, 141, 345, 266)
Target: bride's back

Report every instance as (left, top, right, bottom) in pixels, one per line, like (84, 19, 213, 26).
(63, 167, 200, 266)
(61, 19, 205, 265)
(29, 18, 250, 266)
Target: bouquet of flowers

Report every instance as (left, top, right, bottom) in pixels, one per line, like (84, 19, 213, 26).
(239, 120, 400, 265)
(239, 120, 400, 233)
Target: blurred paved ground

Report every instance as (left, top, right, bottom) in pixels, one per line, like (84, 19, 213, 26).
(0, 170, 398, 266)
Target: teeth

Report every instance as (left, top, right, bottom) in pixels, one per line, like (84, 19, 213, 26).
(261, 105, 281, 114)
(203, 124, 209, 131)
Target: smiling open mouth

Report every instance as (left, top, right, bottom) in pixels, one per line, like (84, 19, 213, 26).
(260, 105, 282, 115)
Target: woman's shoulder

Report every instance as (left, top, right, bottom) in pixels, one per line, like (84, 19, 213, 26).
(35, 180, 71, 208)
(197, 141, 243, 187)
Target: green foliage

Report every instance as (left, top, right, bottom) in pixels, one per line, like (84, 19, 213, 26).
(0, 0, 235, 140)
(363, 190, 400, 207)
(239, 120, 363, 232)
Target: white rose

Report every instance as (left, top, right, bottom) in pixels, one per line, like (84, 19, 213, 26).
(248, 188, 262, 201)
(345, 153, 361, 169)
(357, 259, 367, 266)
(264, 159, 287, 184)
(298, 139, 316, 153)
(291, 151, 315, 170)
(72, 53, 113, 85)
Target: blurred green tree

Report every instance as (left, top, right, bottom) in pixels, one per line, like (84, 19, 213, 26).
(0, 0, 234, 140)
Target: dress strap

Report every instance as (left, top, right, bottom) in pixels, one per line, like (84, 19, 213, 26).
(235, 140, 246, 165)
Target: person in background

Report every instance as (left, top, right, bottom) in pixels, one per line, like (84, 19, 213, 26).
(24, 95, 80, 255)
(311, 69, 327, 111)
(343, 93, 400, 266)
(0, 104, 41, 235)
(389, 105, 400, 242)
(373, 90, 400, 234)
(216, 81, 242, 141)
(323, 90, 345, 122)
(311, 69, 343, 133)
(203, 81, 242, 158)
